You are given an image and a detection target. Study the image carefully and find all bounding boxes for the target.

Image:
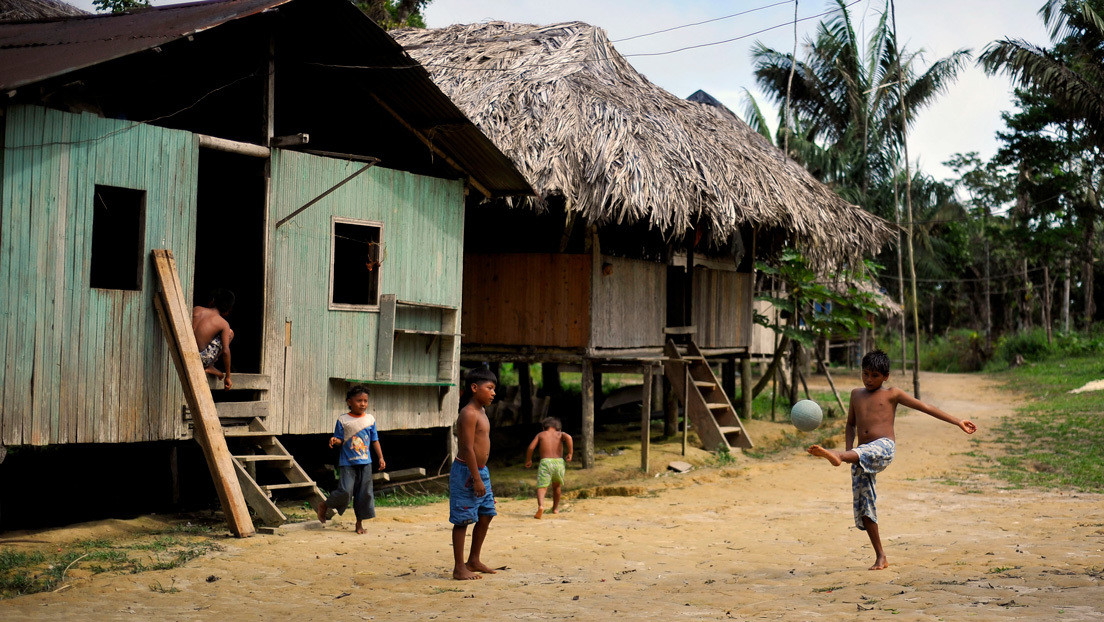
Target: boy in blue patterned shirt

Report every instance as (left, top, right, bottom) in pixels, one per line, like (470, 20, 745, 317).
(317, 385, 386, 534)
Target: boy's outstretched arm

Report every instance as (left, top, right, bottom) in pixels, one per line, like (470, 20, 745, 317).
(525, 435, 539, 468)
(563, 433, 574, 463)
(894, 390, 977, 434)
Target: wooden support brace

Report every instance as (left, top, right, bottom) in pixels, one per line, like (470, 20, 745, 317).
(151, 249, 255, 538)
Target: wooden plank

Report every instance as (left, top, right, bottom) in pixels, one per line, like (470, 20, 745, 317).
(232, 459, 285, 526)
(214, 401, 270, 420)
(740, 356, 753, 421)
(152, 249, 254, 537)
(207, 373, 270, 392)
(374, 294, 396, 380)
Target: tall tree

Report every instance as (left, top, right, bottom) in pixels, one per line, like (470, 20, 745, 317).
(357, 0, 432, 29)
(980, 0, 1104, 326)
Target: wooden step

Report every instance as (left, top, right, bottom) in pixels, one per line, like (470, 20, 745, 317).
(216, 401, 269, 420)
(207, 373, 271, 392)
(260, 481, 319, 493)
(705, 402, 731, 410)
(692, 380, 716, 388)
(718, 426, 743, 437)
(223, 429, 276, 438)
(234, 455, 293, 467)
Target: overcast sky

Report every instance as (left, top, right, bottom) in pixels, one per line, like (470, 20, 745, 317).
(69, 0, 1051, 180)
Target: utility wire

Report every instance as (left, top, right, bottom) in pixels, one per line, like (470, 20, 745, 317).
(612, 0, 794, 43)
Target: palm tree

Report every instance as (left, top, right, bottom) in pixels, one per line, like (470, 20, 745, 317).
(750, 0, 970, 216)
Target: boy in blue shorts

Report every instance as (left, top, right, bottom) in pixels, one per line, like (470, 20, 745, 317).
(316, 385, 386, 534)
(525, 417, 573, 518)
(450, 368, 499, 580)
(808, 350, 976, 570)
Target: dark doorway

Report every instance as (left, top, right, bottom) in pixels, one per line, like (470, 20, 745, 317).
(194, 150, 266, 373)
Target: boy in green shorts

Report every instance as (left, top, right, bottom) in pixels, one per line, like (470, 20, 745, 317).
(525, 417, 573, 519)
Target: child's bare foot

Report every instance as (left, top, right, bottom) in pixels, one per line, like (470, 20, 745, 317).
(453, 565, 482, 580)
(316, 501, 328, 524)
(466, 561, 497, 574)
(534, 507, 543, 519)
(355, 520, 365, 534)
(551, 507, 560, 514)
(869, 555, 889, 570)
(807, 445, 842, 466)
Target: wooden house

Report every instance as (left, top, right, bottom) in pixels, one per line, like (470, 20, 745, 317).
(0, 0, 529, 458)
(393, 22, 893, 466)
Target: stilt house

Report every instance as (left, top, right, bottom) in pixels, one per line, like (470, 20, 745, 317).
(0, 1, 529, 464)
(393, 22, 894, 465)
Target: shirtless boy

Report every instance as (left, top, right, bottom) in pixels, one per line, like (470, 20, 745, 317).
(192, 289, 235, 389)
(450, 368, 499, 580)
(525, 417, 573, 519)
(807, 349, 976, 570)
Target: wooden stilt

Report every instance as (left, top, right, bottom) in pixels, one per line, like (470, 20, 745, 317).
(581, 358, 595, 469)
(641, 364, 653, 472)
(740, 355, 753, 420)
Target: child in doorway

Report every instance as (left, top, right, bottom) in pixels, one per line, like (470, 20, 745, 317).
(807, 349, 976, 570)
(525, 417, 573, 519)
(317, 385, 386, 534)
(192, 289, 235, 389)
(450, 368, 499, 580)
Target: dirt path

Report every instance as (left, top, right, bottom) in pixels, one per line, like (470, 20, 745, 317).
(3, 372, 1103, 620)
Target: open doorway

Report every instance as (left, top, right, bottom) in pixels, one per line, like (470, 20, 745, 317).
(194, 149, 267, 373)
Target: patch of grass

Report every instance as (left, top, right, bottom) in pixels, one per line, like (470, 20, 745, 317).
(989, 566, 1015, 574)
(148, 579, 181, 594)
(375, 489, 449, 508)
(710, 446, 740, 467)
(812, 585, 845, 593)
(989, 354, 1104, 493)
(0, 527, 223, 599)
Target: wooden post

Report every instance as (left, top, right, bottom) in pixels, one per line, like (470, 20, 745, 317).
(641, 365, 653, 472)
(151, 250, 254, 538)
(682, 364, 689, 456)
(664, 378, 679, 437)
(740, 355, 753, 420)
(581, 358, 595, 469)
(722, 358, 737, 402)
(517, 361, 533, 424)
(542, 362, 561, 397)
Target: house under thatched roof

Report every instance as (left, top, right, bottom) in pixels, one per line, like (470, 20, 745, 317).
(392, 21, 894, 268)
(0, 0, 85, 22)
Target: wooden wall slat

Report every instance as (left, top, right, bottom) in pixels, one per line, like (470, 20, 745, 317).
(692, 268, 753, 349)
(590, 255, 666, 349)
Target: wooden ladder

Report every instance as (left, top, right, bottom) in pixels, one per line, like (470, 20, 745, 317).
(663, 338, 753, 451)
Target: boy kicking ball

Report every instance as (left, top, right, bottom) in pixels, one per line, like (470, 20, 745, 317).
(807, 349, 976, 570)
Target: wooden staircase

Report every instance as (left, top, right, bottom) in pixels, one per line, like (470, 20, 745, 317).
(663, 338, 753, 451)
(204, 374, 327, 528)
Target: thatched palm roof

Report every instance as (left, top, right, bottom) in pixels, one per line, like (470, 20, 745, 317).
(392, 21, 893, 266)
(0, 0, 85, 22)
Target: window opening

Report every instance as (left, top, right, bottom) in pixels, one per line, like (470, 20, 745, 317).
(90, 185, 146, 290)
(330, 218, 383, 309)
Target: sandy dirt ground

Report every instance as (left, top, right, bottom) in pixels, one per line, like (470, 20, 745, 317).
(2, 372, 1102, 621)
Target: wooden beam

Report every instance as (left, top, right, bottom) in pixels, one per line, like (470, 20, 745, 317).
(369, 93, 492, 198)
(197, 133, 270, 158)
(151, 250, 254, 537)
(741, 355, 753, 420)
(641, 365, 653, 472)
(581, 358, 595, 469)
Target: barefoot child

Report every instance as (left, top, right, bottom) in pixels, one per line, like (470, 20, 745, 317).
(316, 385, 386, 534)
(192, 289, 235, 389)
(807, 349, 976, 570)
(450, 368, 499, 580)
(525, 417, 573, 519)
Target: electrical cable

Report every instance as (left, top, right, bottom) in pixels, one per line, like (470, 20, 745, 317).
(611, 0, 794, 43)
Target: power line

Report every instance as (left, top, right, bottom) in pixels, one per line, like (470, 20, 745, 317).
(612, 0, 794, 43)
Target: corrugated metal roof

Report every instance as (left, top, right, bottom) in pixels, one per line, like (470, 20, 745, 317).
(0, 0, 532, 197)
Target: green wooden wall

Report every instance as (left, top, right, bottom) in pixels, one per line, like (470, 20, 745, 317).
(265, 150, 464, 434)
(0, 105, 198, 445)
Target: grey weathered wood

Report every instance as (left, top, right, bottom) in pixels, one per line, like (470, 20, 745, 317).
(740, 356, 753, 420)
(207, 373, 271, 392)
(662, 338, 753, 453)
(215, 401, 270, 420)
(232, 459, 286, 526)
(581, 358, 595, 469)
(375, 294, 397, 380)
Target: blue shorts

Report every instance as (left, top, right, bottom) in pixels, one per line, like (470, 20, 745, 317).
(851, 437, 896, 530)
(449, 459, 496, 526)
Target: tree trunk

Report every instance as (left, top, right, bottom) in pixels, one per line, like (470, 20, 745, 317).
(517, 361, 533, 423)
(1021, 258, 1032, 331)
(1062, 257, 1071, 333)
(1042, 265, 1053, 345)
(751, 335, 791, 399)
(1084, 217, 1096, 327)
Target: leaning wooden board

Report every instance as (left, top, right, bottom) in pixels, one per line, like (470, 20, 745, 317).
(151, 249, 254, 538)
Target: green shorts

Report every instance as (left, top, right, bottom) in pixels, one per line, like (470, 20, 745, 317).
(536, 458, 565, 488)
